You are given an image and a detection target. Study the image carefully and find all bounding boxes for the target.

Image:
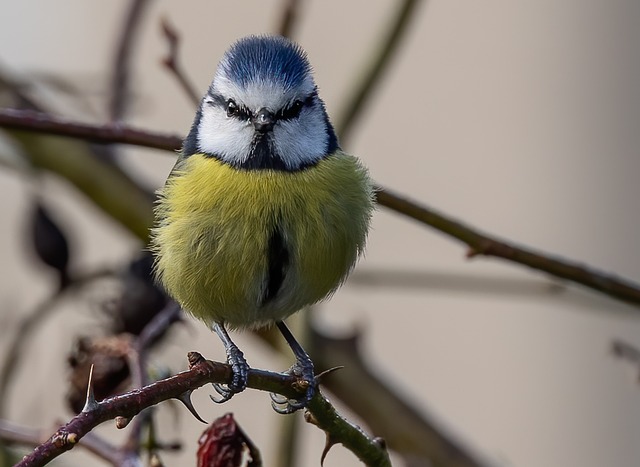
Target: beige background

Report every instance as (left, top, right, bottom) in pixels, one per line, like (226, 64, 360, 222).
(1, 1, 640, 466)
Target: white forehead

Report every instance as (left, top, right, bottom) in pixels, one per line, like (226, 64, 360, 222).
(211, 74, 316, 111)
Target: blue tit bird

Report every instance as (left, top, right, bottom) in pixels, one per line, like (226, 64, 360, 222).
(151, 35, 374, 413)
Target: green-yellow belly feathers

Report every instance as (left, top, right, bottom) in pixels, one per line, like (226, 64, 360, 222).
(151, 151, 373, 329)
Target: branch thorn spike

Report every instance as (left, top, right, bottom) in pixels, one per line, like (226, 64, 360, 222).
(315, 366, 344, 383)
(81, 364, 98, 413)
(320, 433, 338, 466)
(176, 389, 207, 424)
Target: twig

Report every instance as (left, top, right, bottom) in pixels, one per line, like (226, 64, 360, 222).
(0, 108, 182, 150)
(0, 420, 121, 465)
(110, 0, 151, 121)
(253, 325, 495, 467)
(376, 188, 640, 307)
(16, 353, 389, 467)
(0, 268, 115, 417)
(1, 109, 640, 307)
(128, 301, 182, 389)
(335, 0, 424, 143)
(160, 18, 201, 106)
(277, 0, 303, 38)
(122, 302, 182, 460)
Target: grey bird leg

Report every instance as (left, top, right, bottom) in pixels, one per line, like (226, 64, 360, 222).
(211, 322, 249, 403)
(270, 320, 316, 414)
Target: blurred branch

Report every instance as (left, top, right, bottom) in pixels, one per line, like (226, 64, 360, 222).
(335, 0, 424, 143)
(16, 352, 390, 467)
(0, 268, 115, 418)
(160, 18, 201, 105)
(110, 0, 152, 121)
(1, 109, 639, 308)
(376, 188, 640, 307)
(277, 0, 303, 38)
(0, 420, 121, 465)
(0, 108, 182, 150)
(121, 303, 182, 461)
(253, 325, 496, 467)
(273, 399, 301, 467)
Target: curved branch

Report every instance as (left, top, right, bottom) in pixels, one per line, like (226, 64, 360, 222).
(16, 353, 389, 467)
(376, 188, 640, 306)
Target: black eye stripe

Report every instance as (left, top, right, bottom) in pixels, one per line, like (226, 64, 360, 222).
(278, 93, 315, 121)
(207, 91, 316, 122)
(207, 94, 251, 120)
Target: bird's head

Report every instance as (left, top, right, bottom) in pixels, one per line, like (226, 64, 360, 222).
(185, 35, 338, 171)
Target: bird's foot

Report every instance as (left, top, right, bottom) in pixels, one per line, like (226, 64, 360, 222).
(210, 344, 249, 404)
(270, 355, 316, 414)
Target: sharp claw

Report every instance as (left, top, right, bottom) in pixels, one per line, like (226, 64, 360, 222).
(269, 364, 317, 414)
(270, 392, 289, 405)
(270, 321, 318, 414)
(211, 322, 250, 404)
(271, 399, 294, 414)
(210, 392, 232, 405)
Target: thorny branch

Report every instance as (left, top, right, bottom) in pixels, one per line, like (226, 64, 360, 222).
(15, 353, 390, 467)
(1, 108, 640, 309)
(0, 420, 121, 465)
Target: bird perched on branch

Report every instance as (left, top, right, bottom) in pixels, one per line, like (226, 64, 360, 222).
(152, 35, 373, 413)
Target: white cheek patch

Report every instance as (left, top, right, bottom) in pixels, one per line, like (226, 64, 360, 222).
(274, 107, 328, 168)
(199, 73, 330, 169)
(197, 104, 253, 165)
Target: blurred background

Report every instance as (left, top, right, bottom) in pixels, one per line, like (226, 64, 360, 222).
(1, 1, 640, 466)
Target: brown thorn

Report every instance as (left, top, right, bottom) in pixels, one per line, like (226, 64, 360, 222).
(315, 366, 344, 383)
(176, 390, 207, 424)
(320, 433, 338, 466)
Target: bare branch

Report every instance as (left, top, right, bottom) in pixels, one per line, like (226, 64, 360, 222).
(0, 268, 115, 417)
(376, 188, 640, 307)
(160, 18, 201, 106)
(335, 0, 424, 143)
(0, 108, 182, 150)
(0, 420, 121, 465)
(15, 353, 389, 467)
(110, 0, 152, 121)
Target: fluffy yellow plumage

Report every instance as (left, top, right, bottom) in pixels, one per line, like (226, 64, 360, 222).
(152, 151, 373, 329)
(150, 35, 374, 410)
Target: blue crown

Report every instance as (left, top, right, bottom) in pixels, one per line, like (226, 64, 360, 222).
(219, 35, 312, 90)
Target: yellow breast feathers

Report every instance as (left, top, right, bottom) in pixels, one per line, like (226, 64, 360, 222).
(152, 151, 373, 328)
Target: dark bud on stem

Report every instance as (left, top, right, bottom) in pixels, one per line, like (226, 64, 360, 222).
(30, 202, 71, 289)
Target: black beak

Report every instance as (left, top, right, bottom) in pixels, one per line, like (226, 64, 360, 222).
(253, 108, 275, 133)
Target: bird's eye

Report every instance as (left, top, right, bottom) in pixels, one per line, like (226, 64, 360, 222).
(292, 100, 303, 113)
(280, 100, 305, 120)
(226, 99, 239, 117)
